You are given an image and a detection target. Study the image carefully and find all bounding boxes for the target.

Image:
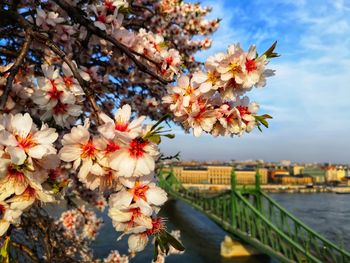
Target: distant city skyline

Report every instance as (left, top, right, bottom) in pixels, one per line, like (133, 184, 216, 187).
(161, 0, 350, 163)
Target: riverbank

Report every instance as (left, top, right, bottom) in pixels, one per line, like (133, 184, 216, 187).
(182, 183, 350, 193)
(262, 185, 350, 193)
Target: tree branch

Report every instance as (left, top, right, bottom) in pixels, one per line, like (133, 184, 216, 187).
(53, 0, 172, 85)
(0, 32, 32, 110)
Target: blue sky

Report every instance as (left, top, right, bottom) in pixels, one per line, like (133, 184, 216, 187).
(160, 0, 350, 163)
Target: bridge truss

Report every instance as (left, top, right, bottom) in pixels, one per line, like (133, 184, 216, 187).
(158, 168, 350, 263)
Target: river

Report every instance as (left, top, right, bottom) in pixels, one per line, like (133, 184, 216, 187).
(92, 193, 350, 262)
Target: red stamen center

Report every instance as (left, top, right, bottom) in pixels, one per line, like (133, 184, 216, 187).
(48, 168, 61, 180)
(8, 166, 26, 182)
(23, 186, 36, 198)
(104, 1, 116, 11)
(146, 218, 164, 236)
(0, 204, 6, 217)
(48, 80, 63, 99)
(105, 142, 120, 154)
(128, 139, 147, 159)
(237, 106, 251, 117)
(53, 102, 67, 114)
(63, 76, 74, 87)
(97, 15, 107, 23)
(165, 56, 173, 65)
(81, 140, 96, 158)
(62, 213, 75, 229)
(130, 182, 149, 201)
(17, 133, 35, 150)
(115, 122, 129, 132)
(245, 58, 257, 73)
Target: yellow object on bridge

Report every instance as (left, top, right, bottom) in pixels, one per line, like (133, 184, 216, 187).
(221, 236, 261, 258)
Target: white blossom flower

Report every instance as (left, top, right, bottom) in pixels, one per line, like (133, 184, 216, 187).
(0, 113, 58, 165)
(109, 175, 167, 216)
(59, 120, 102, 178)
(98, 104, 145, 140)
(35, 8, 65, 30)
(0, 201, 22, 236)
(109, 137, 158, 177)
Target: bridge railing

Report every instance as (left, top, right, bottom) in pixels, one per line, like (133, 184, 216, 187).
(232, 191, 323, 263)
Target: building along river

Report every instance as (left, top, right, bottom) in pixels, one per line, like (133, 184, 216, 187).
(92, 193, 350, 262)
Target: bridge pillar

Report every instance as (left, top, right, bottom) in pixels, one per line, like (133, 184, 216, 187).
(230, 167, 237, 228)
(255, 166, 262, 211)
(221, 235, 262, 258)
(255, 166, 261, 191)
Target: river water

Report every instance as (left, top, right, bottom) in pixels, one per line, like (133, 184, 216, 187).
(92, 193, 350, 262)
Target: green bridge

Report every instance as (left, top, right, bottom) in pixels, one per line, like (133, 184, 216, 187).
(158, 167, 350, 263)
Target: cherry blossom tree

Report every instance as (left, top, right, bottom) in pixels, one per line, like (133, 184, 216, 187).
(0, 0, 278, 262)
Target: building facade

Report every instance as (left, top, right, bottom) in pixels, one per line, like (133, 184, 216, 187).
(274, 175, 313, 185)
(303, 167, 325, 184)
(171, 166, 267, 185)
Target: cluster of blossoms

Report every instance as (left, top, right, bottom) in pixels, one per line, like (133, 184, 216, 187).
(163, 43, 276, 137)
(58, 206, 103, 241)
(103, 250, 129, 263)
(32, 63, 87, 127)
(0, 61, 88, 128)
(0, 113, 57, 235)
(156, 0, 219, 35)
(0, 105, 172, 254)
(59, 104, 169, 252)
(83, 0, 183, 79)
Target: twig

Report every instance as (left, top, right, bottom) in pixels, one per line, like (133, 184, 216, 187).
(131, 4, 155, 15)
(11, 241, 40, 263)
(0, 32, 32, 110)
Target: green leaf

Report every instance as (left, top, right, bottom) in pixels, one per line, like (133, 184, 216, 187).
(52, 183, 60, 194)
(153, 239, 159, 262)
(157, 236, 167, 254)
(1, 236, 10, 261)
(165, 231, 185, 251)
(148, 135, 161, 144)
(150, 114, 171, 132)
(158, 42, 168, 49)
(254, 114, 272, 131)
(257, 124, 263, 132)
(119, 6, 131, 14)
(163, 134, 175, 139)
(262, 114, 273, 119)
(259, 118, 269, 128)
(262, 41, 280, 59)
